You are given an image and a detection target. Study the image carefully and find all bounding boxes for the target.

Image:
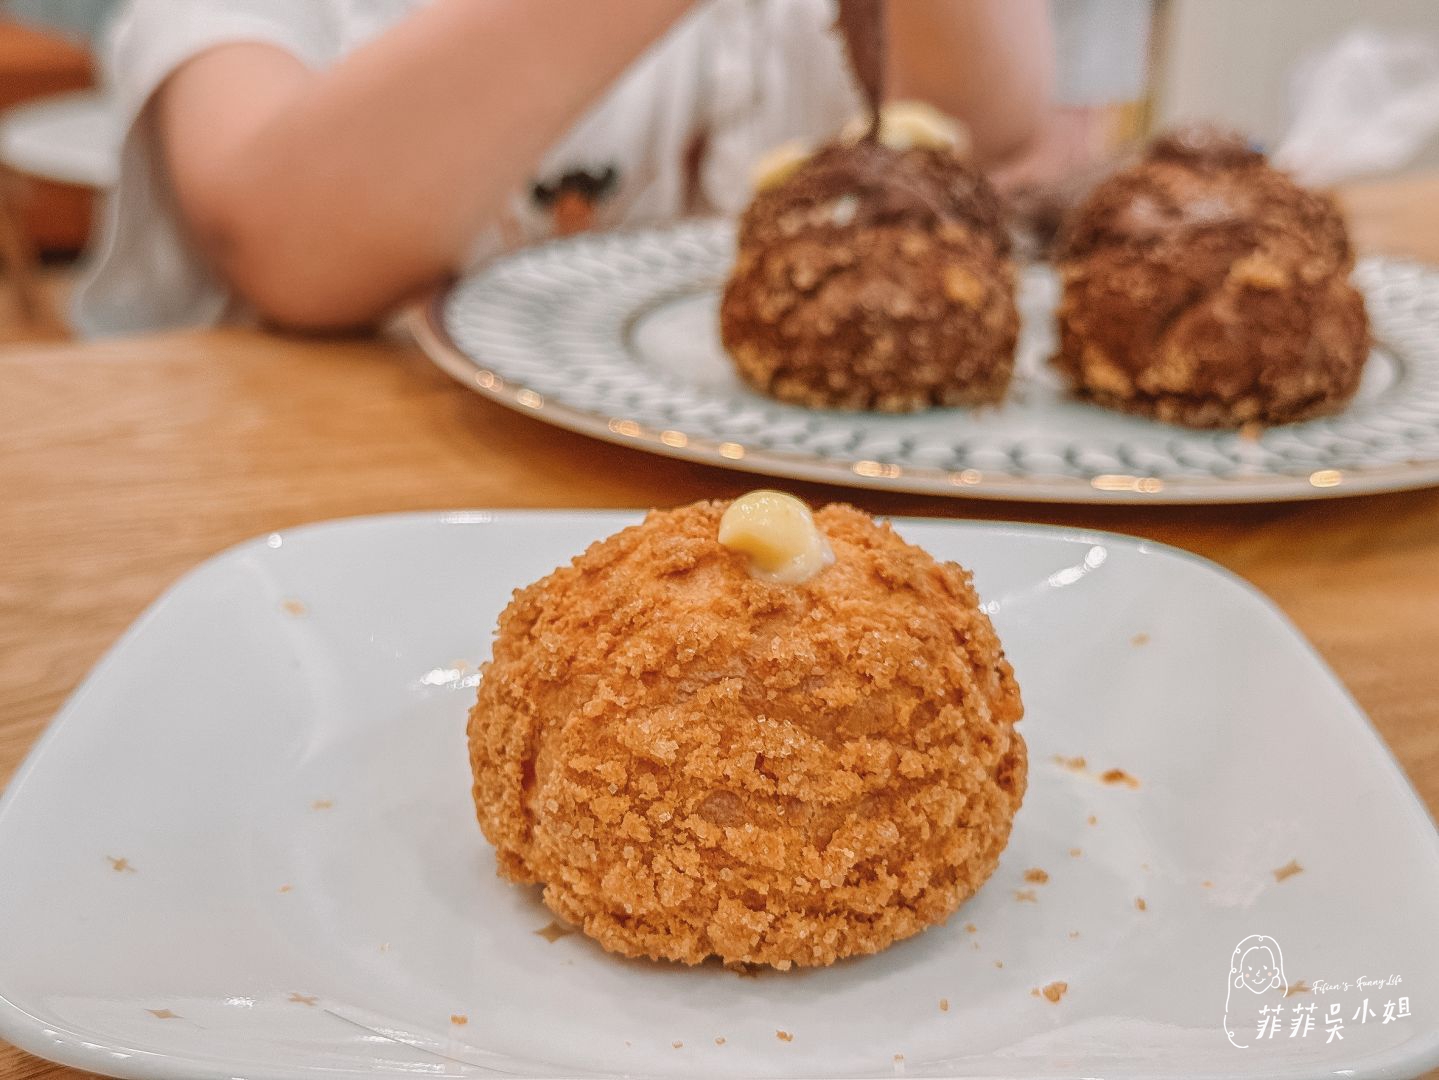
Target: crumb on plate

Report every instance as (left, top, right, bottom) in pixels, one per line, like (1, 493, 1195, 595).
(1100, 768, 1140, 788)
(1274, 859, 1303, 882)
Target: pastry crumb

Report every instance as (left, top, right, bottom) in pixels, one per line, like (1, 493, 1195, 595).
(964, 923, 977, 934)
(1286, 980, 1311, 997)
(1087, 814, 1098, 826)
(277, 884, 292, 893)
(1023, 868, 1049, 884)
(939, 998, 949, 1012)
(1202, 880, 1214, 888)
(106, 856, 136, 873)
(1068, 930, 1080, 939)
(776, 1030, 793, 1043)
(282, 599, 307, 617)
(1068, 848, 1082, 858)
(1135, 897, 1147, 911)
(1130, 632, 1150, 646)
(1013, 889, 1038, 903)
(1100, 768, 1140, 788)
(672, 1041, 683, 1049)
(450, 1014, 467, 1026)
(535, 920, 574, 943)
(1055, 757, 1139, 789)
(1040, 980, 1068, 1003)
(310, 799, 333, 811)
(715, 1036, 726, 1045)
(994, 959, 1004, 968)
(1274, 859, 1303, 882)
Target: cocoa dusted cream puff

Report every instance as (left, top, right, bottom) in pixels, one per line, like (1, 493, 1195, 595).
(719, 105, 1020, 413)
(467, 492, 1026, 969)
(1052, 127, 1370, 428)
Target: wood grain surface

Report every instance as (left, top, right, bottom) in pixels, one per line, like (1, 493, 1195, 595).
(2, 173, 1437, 1079)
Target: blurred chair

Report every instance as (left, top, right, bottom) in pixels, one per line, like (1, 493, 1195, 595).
(0, 17, 115, 336)
(2, 88, 116, 190)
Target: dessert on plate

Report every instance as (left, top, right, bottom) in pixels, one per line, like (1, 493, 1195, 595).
(1051, 126, 1370, 428)
(719, 114, 1019, 413)
(467, 491, 1026, 969)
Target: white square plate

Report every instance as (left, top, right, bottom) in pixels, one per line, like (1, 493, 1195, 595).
(1, 512, 1437, 1080)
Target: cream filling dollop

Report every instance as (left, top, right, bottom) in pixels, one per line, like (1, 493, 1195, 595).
(840, 100, 971, 155)
(750, 103, 967, 193)
(718, 490, 835, 585)
(750, 139, 812, 191)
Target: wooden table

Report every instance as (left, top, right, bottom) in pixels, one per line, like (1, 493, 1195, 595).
(3, 174, 1438, 1080)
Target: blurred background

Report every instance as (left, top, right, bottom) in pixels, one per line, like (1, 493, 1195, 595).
(0, 0, 1434, 344)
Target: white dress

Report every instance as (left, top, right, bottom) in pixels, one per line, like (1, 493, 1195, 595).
(71, 0, 863, 336)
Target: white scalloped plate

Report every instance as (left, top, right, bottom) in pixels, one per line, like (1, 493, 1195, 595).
(417, 220, 1439, 503)
(1, 511, 1438, 1080)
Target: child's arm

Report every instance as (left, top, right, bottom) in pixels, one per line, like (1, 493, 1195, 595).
(889, 0, 1054, 166)
(154, 0, 691, 332)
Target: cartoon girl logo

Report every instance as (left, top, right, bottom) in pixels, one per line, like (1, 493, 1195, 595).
(1224, 934, 1288, 1048)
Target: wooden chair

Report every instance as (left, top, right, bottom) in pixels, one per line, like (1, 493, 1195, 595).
(0, 18, 95, 338)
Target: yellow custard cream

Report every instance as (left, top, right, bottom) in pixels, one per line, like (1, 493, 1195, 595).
(841, 100, 969, 153)
(718, 490, 835, 584)
(751, 140, 812, 191)
(750, 103, 967, 193)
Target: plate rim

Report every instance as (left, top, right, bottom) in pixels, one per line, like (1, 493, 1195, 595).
(413, 222, 1439, 506)
(2, 510, 1438, 1080)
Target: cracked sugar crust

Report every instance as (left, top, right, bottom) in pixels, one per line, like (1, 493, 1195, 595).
(1051, 130, 1369, 429)
(467, 501, 1026, 968)
(720, 142, 1019, 412)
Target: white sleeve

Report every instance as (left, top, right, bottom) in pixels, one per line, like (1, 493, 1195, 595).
(71, 0, 341, 337)
(699, 0, 862, 218)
